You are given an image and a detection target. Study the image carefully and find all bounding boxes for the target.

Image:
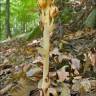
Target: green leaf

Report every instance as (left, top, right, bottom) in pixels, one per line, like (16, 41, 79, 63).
(85, 8, 96, 28)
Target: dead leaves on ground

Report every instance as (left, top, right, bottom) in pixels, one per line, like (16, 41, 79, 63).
(0, 29, 96, 96)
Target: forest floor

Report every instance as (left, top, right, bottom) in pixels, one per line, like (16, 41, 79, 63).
(0, 29, 96, 96)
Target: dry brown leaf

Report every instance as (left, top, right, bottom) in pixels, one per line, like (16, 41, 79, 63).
(88, 52, 96, 67)
(10, 77, 36, 96)
(49, 87, 58, 96)
(50, 47, 60, 56)
(23, 64, 32, 72)
(60, 83, 70, 96)
(71, 57, 80, 70)
(26, 67, 42, 77)
(74, 69, 79, 75)
(33, 55, 43, 64)
(80, 79, 91, 92)
(0, 83, 13, 95)
(57, 66, 69, 82)
(49, 72, 56, 78)
(74, 76, 82, 80)
(27, 40, 40, 47)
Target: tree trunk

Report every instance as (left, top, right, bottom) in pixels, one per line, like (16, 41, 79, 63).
(0, 0, 1, 39)
(21, 21, 26, 33)
(6, 0, 12, 38)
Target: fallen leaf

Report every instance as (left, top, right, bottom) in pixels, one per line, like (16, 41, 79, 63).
(49, 87, 58, 96)
(26, 67, 42, 77)
(80, 79, 91, 92)
(57, 66, 69, 82)
(60, 83, 70, 96)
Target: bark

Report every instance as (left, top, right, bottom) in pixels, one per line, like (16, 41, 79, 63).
(6, 0, 12, 38)
(22, 22, 26, 33)
(21, 21, 26, 33)
(0, 0, 1, 36)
